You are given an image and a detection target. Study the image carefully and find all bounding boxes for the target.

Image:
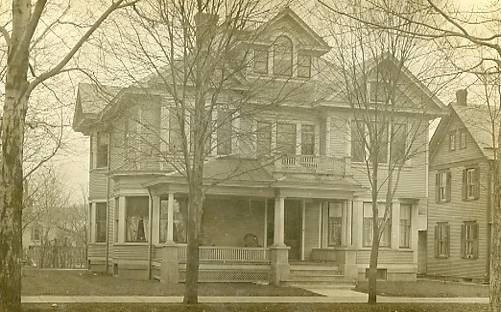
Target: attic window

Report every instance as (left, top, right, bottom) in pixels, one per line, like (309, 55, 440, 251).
(253, 48, 268, 74)
(273, 36, 293, 77)
(459, 129, 467, 149)
(297, 53, 311, 78)
(368, 81, 385, 103)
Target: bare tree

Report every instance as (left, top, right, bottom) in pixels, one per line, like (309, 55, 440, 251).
(319, 0, 446, 304)
(0, 1, 137, 310)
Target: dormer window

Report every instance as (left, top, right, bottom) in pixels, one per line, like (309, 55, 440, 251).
(297, 53, 311, 78)
(253, 48, 268, 74)
(273, 36, 293, 77)
(368, 81, 385, 103)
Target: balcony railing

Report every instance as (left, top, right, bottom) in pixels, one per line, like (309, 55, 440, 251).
(275, 155, 347, 175)
(177, 245, 269, 263)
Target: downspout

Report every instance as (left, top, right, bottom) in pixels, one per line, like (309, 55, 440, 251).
(487, 160, 493, 281)
(147, 187, 154, 280)
(105, 132, 112, 274)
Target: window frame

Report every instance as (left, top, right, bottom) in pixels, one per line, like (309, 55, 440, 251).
(327, 202, 343, 247)
(125, 196, 150, 243)
(276, 122, 297, 156)
(273, 36, 293, 77)
(256, 121, 272, 156)
(463, 167, 480, 200)
(399, 204, 412, 248)
(459, 129, 467, 149)
(436, 170, 451, 203)
(253, 47, 269, 74)
(462, 221, 479, 259)
(301, 124, 315, 155)
(159, 198, 186, 244)
(362, 202, 391, 248)
(435, 222, 449, 258)
(96, 132, 109, 169)
(297, 53, 312, 78)
(95, 202, 107, 243)
(449, 131, 456, 151)
(217, 108, 233, 156)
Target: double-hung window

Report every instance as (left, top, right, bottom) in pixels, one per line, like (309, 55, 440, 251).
(327, 202, 343, 247)
(463, 167, 480, 200)
(253, 48, 269, 74)
(276, 123, 296, 155)
(96, 132, 109, 168)
(301, 124, 315, 155)
(351, 121, 366, 162)
(461, 221, 479, 259)
(459, 129, 467, 149)
(363, 202, 391, 247)
(399, 204, 411, 248)
(217, 108, 233, 155)
(435, 222, 450, 258)
(297, 53, 311, 78)
(95, 202, 107, 243)
(436, 171, 451, 203)
(449, 131, 456, 151)
(256, 121, 272, 156)
(125, 197, 149, 242)
(273, 36, 293, 77)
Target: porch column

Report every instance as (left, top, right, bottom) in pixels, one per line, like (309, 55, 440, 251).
(352, 199, 363, 249)
(341, 202, 347, 246)
(270, 195, 289, 286)
(161, 191, 178, 286)
(118, 197, 126, 243)
(167, 192, 175, 242)
(391, 200, 400, 249)
(273, 196, 285, 247)
(345, 200, 352, 247)
(152, 195, 160, 244)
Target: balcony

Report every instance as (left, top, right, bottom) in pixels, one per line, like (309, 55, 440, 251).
(275, 155, 348, 176)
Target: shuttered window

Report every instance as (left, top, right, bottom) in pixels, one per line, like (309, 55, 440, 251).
(462, 167, 480, 200)
(434, 222, 449, 258)
(461, 221, 479, 259)
(436, 170, 451, 203)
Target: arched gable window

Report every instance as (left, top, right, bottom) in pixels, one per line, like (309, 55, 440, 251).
(273, 36, 293, 77)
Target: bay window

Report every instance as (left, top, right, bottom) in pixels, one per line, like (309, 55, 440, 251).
(95, 202, 107, 243)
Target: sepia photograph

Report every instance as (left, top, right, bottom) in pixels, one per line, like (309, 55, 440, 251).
(0, 0, 499, 311)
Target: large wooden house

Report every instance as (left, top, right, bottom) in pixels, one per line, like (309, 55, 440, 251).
(72, 7, 445, 285)
(426, 89, 498, 281)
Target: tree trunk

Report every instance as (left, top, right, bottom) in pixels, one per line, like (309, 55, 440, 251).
(183, 181, 204, 304)
(368, 207, 380, 304)
(490, 160, 501, 312)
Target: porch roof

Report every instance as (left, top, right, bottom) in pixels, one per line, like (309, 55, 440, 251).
(142, 157, 363, 199)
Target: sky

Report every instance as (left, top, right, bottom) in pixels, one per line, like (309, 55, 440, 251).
(52, 0, 496, 204)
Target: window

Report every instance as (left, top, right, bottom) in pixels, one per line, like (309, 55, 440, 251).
(169, 108, 183, 153)
(301, 124, 315, 155)
(159, 198, 186, 243)
(114, 198, 119, 243)
(96, 132, 109, 168)
(400, 204, 411, 248)
(95, 202, 107, 243)
(297, 53, 311, 78)
(276, 123, 296, 155)
(217, 108, 232, 155)
(459, 129, 467, 149)
(31, 223, 41, 242)
(351, 121, 366, 162)
(436, 171, 451, 203)
(363, 202, 391, 247)
(391, 123, 407, 162)
(368, 81, 385, 103)
(374, 122, 388, 163)
(273, 36, 293, 77)
(125, 197, 149, 242)
(328, 202, 343, 247)
(253, 48, 268, 74)
(256, 121, 272, 156)
(461, 221, 479, 259)
(463, 168, 480, 200)
(435, 222, 449, 258)
(449, 131, 456, 151)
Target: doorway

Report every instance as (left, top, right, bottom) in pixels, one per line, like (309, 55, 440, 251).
(285, 200, 302, 261)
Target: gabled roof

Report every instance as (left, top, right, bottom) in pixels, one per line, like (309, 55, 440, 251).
(253, 7, 330, 51)
(430, 102, 500, 161)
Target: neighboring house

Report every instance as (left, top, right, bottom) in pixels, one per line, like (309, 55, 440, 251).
(72, 8, 445, 284)
(427, 89, 498, 281)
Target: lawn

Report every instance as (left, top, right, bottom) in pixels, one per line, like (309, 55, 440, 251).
(23, 303, 490, 312)
(22, 269, 318, 297)
(354, 279, 488, 297)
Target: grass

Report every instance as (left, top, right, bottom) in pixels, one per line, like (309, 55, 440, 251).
(354, 279, 488, 297)
(23, 303, 490, 312)
(22, 269, 318, 297)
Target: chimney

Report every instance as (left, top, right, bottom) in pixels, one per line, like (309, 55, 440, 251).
(194, 12, 219, 49)
(456, 89, 467, 106)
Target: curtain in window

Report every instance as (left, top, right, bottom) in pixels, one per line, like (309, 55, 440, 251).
(328, 202, 343, 246)
(126, 197, 149, 242)
(363, 202, 391, 247)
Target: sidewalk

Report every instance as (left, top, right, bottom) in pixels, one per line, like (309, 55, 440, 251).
(21, 290, 489, 304)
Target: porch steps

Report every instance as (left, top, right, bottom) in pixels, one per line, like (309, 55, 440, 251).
(284, 263, 354, 289)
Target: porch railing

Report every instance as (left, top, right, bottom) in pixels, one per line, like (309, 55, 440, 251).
(177, 245, 269, 263)
(277, 155, 346, 175)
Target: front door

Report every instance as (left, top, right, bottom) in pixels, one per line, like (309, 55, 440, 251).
(284, 200, 302, 261)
